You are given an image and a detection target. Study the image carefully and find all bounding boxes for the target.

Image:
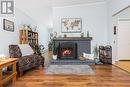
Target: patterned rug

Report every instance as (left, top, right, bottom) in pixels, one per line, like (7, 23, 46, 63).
(45, 65, 95, 75)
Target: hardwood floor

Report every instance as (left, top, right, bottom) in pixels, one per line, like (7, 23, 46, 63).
(11, 52, 130, 87)
(11, 65, 130, 87)
(114, 60, 130, 73)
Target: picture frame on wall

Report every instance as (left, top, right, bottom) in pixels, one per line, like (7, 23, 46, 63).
(3, 19, 14, 32)
(61, 18, 82, 33)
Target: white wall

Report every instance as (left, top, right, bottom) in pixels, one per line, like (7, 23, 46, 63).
(37, 23, 50, 50)
(0, 9, 36, 57)
(53, 2, 108, 52)
(36, 8, 53, 50)
(15, 0, 53, 50)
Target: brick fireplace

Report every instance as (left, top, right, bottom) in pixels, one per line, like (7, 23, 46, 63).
(53, 37, 92, 59)
(50, 37, 95, 65)
(58, 42, 77, 60)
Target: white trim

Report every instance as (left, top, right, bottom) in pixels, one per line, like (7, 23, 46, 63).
(112, 60, 116, 64)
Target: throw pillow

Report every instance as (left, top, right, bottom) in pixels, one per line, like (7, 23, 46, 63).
(83, 52, 94, 60)
(18, 44, 34, 56)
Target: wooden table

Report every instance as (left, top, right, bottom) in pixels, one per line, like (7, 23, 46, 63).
(0, 58, 18, 87)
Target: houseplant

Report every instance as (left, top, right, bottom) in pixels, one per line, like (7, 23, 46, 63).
(36, 45, 45, 55)
(52, 44, 58, 60)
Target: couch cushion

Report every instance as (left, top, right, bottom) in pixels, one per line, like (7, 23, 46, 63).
(18, 44, 34, 56)
(9, 45, 22, 58)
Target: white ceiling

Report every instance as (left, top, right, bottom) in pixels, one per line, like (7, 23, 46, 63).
(16, 0, 107, 24)
(16, 0, 107, 8)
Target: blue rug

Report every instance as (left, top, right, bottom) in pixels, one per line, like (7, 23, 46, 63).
(45, 65, 95, 75)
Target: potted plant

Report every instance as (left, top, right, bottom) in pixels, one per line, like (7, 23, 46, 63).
(52, 44, 58, 60)
(35, 45, 45, 55)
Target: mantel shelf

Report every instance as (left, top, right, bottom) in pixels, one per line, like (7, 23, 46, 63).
(53, 37, 92, 41)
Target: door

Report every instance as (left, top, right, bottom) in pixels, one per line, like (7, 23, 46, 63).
(118, 19, 130, 60)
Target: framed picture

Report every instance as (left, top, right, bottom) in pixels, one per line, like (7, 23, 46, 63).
(3, 19, 14, 32)
(61, 18, 82, 33)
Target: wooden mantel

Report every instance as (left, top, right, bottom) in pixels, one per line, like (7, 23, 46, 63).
(53, 37, 93, 41)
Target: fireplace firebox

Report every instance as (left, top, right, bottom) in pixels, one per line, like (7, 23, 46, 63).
(58, 42, 77, 60)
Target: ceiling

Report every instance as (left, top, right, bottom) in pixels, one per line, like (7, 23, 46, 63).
(15, 0, 107, 24)
(16, 0, 107, 8)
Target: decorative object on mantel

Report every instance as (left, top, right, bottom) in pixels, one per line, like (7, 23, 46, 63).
(61, 18, 82, 33)
(81, 33, 84, 38)
(3, 19, 14, 32)
(53, 32, 57, 38)
(58, 35, 62, 38)
(87, 30, 90, 37)
(64, 34, 67, 38)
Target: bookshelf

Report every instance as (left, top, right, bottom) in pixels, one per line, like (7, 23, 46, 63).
(20, 29, 38, 52)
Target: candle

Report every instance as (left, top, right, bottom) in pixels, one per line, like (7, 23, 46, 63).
(0, 54, 6, 60)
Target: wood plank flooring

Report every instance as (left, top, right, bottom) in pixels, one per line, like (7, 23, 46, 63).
(114, 60, 130, 73)
(10, 52, 130, 87)
(10, 65, 130, 87)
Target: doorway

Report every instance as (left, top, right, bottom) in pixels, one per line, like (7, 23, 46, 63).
(117, 18, 130, 60)
(114, 18, 130, 72)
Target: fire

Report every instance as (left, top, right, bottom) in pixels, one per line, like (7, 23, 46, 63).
(62, 50, 72, 56)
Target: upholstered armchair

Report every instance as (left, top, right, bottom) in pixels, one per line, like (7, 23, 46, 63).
(9, 45, 44, 76)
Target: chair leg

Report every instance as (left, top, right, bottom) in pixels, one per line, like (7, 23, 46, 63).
(41, 63, 44, 67)
(19, 72, 23, 77)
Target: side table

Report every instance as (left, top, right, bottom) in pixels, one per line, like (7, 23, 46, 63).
(0, 58, 18, 87)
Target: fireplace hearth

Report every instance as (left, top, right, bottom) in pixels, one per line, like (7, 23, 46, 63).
(58, 42, 77, 60)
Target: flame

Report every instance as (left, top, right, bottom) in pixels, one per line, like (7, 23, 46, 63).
(62, 50, 72, 56)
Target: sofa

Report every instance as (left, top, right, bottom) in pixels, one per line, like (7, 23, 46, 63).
(9, 45, 44, 75)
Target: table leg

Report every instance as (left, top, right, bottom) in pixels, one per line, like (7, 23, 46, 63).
(0, 69, 3, 87)
(12, 62, 17, 85)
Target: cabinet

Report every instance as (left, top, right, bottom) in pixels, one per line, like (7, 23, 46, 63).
(99, 46, 112, 64)
(20, 29, 38, 52)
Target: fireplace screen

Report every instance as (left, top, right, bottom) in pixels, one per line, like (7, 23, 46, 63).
(60, 48, 73, 58)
